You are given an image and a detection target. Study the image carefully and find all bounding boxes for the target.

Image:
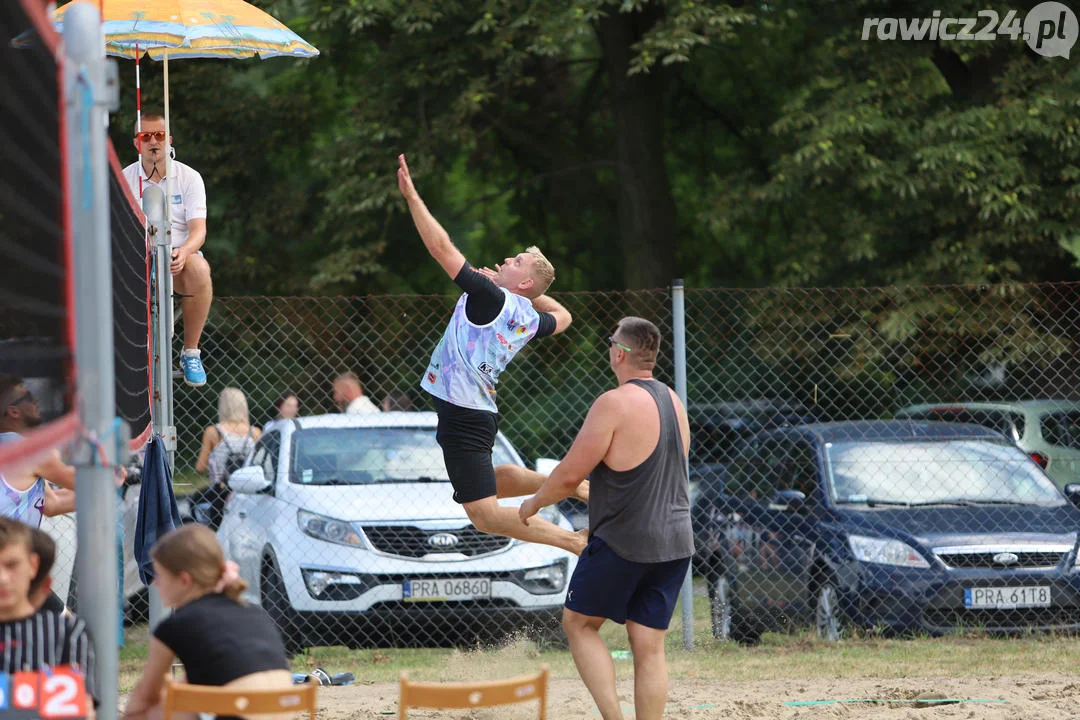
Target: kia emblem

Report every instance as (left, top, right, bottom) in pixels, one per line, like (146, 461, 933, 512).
(992, 552, 1019, 566)
(428, 532, 460, 548)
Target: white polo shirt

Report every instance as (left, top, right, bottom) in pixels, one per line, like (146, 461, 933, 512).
(123, 160, 207, 248)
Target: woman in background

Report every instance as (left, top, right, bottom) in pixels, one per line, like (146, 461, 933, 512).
(266, 391, 300, 425)
(122, 524, 291, 720)
(194, 388, 260, 529)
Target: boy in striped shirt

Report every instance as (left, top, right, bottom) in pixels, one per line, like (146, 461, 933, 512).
(0, 517, 96, 714)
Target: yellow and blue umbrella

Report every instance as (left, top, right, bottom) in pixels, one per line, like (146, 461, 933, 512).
(54, 0, 319, 59)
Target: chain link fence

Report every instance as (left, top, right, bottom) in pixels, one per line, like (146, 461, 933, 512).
(118, 282, 1080, 650)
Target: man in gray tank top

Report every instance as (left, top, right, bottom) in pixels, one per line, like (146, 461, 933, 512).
(517, 317, 693, 720)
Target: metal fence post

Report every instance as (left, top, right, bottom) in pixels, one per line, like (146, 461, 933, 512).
(144, 183, 173, 629)
(65, 5, 120, 716)
(672, 279, 694, 649)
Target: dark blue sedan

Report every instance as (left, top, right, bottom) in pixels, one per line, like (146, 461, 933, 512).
(693, 420, 1080, 643)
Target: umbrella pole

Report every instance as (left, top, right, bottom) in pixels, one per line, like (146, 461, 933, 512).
(149, 48, 174, 631)
(135, 43, 141, 132)
(135, 43, 142, 197)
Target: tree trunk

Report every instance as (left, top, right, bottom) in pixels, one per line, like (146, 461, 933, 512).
(595, 3, 678, 289)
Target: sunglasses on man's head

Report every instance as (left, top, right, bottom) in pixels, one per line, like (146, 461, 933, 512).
(135, 130, 167, 143)
(608, 336, 632, 353)
(8, 390, 34, 407)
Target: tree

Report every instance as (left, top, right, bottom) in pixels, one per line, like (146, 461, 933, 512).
(720, 0, 1080, 287)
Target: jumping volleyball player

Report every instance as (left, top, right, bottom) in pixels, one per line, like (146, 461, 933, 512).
(397, 154, 587, 555)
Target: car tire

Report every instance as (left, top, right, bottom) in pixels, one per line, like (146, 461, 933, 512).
(815, 577, 845, 641)
(708, 572, 759, 644)
(261, 556, 305, 656)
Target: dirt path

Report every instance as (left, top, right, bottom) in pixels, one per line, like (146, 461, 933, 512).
(314, 673, 1080, 719)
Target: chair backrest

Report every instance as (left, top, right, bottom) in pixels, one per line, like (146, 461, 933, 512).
(398, 664, 548, 719)
(162, 678, 317, 720)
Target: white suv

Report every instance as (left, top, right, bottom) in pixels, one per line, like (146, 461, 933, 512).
(217, 412, 576, 652)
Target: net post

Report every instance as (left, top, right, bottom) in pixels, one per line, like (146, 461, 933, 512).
(672, 278, 694, 650)
(143, 183, 173, 628)
(64, 3, 120, 717)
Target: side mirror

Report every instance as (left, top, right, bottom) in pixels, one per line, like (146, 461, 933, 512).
(229, 466, 271, 494)
(535, 458, 559, 475)
(771, 489, 806, 512)
(1064, 483, 1080, 508)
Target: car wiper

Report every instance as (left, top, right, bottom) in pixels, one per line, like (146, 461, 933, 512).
(837, 498, 913, 507)
(930, 498, 1047, 507)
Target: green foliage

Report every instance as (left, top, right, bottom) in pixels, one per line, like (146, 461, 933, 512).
(107, 0, 1080, 296)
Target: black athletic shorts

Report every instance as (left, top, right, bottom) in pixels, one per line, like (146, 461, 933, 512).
(432, 397, 499, 504)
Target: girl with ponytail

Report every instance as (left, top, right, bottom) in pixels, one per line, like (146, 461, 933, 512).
(123, 524, 293, 720)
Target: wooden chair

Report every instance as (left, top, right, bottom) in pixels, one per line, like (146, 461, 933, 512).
(162, 678, 317, 720)
(398, 663, 548, 719)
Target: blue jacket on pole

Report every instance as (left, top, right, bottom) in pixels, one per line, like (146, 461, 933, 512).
(134, 435, 182, 586)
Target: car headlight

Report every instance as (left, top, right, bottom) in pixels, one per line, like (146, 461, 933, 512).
(848, 535, 930, 568)
(297, 509, 364, 548)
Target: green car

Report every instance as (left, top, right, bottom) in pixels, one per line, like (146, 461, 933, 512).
(894, 401, 1080, 489)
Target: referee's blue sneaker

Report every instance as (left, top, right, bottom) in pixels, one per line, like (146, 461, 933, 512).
(180, 350, 207, 387)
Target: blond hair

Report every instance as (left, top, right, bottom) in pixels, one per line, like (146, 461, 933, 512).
(133, 111, 165, 136)
(524, 246, 555, 296)
(152, 524, 248, 602)
(217, 387, 250, 424)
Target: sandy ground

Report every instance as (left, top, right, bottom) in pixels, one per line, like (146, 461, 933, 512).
(314, 672, 1080, 719)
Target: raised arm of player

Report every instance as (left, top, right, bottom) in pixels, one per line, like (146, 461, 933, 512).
(397, 154, 467, 280)
(530, 294, 572, 335)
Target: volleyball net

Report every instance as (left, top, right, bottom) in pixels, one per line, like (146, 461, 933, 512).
(0, 0, 151, 476)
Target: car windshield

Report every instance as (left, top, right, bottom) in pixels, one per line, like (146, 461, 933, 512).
(290, 427, 518, 485)
(826, 439, 1064, 506)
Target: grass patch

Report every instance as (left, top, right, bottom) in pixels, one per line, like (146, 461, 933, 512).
(171, 469, 209, 495)
(118, 588, 1080, 693)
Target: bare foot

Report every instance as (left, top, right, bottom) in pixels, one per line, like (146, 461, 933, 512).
(572, 528, 589, 555)
(574, 479, 590, 503)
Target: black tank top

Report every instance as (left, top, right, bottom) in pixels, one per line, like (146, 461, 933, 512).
(588, 378, 694, 563)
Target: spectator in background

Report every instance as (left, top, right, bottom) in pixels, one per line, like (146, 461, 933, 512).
(0, 374, 82, 613)
(194, 388, 260, 529)
(0, 518, 97, 714)
(267, 391, 300, 425)
(122, 111, 212, 388)
(381, 390, 414, 412)
(333, 372, 380, 414)
(122, 524, 291, 720)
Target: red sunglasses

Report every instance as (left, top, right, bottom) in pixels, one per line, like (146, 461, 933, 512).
(135, 130, 167, 143)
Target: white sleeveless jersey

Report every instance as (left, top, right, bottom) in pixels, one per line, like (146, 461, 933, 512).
(420, 289, 540, 412)
(0, 433, 46, 528)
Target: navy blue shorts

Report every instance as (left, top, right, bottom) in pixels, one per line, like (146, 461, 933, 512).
(565, 535, 691, 630)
